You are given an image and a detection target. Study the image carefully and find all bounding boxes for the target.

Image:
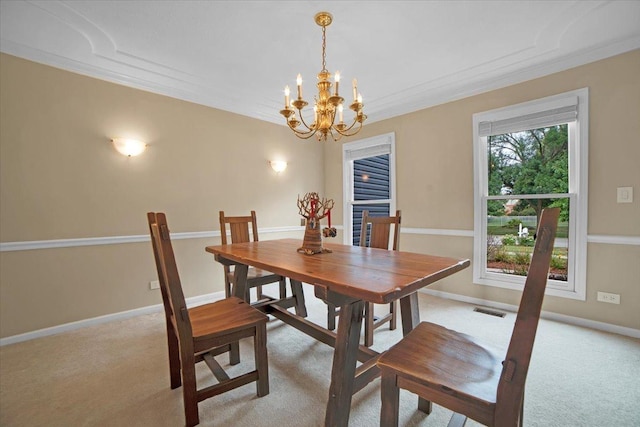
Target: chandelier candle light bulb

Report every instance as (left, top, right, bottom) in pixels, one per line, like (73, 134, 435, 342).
(279, 12, 366, 141)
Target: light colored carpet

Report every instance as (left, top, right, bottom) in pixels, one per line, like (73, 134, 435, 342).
(1, 287, 639, 426)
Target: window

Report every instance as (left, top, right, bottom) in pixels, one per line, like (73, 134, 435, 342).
(342, 133, 396, 245)
(473, 89, 588, 300)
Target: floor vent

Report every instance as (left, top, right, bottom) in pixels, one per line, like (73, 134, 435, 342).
(473, 307, 506, 318)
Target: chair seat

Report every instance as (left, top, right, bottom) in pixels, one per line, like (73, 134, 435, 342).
(378, 322, 504, 407)
(190, 297, 268, 342)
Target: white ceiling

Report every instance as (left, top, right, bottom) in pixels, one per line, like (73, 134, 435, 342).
(2, 1, 640, 126)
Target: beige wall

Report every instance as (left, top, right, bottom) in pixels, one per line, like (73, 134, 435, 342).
(0, 54, 323, 337)
(324, 50, 640, 331)
(2, 50, 639, 339)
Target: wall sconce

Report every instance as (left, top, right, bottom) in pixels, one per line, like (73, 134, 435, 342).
(270, 160, 288, 173)
(111, 138, 146, 157)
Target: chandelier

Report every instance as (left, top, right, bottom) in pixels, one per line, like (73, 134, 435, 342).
(280, 12, 366, 142)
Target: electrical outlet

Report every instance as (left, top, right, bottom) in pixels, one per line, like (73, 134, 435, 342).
(149, 280, 160, 290)
(300, 218, 306, 226)
(596, 291, 620, 304)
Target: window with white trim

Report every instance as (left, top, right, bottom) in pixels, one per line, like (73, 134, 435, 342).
(472, 88, 588, 300)
(342, 133, 396, 245)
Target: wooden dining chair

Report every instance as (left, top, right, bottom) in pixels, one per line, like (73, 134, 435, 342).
(219, 210, 307, 316)
(376, 207, 559, 427)
(328, 210, 401, 347)
(148, 212, 269, 427)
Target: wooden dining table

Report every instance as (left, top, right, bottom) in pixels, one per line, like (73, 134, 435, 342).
(206, 238, 470, 427)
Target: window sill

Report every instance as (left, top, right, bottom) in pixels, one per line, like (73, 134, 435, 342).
(474, 276, 586, 301)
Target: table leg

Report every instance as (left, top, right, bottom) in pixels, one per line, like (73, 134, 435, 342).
(399, 292, 420, 334)
(399, 293, 432, 414)
(229, 264, 249, 365)
(324, 298, 365, 427)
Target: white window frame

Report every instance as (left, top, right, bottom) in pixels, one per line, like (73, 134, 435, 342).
(472, 88, 588, 300)
(342, 132, 396, 245)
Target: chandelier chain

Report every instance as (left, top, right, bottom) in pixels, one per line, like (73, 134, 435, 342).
(321, 25, 327, 72)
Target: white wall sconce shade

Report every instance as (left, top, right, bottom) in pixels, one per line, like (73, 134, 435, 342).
(270, 160, 288, 173)
(111, 138, 146, 157)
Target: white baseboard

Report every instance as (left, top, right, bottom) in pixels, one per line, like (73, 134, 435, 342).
(0, 291, 226, 347)
(3, 288, 638, 346)
(421, 288, 640, 339)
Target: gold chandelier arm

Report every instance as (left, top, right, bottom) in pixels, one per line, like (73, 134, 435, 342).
(294, 131, 319, 140)
(326, 129, 343, 142)
(295, 108, 316, 134)
(288, 120, 317, 140)
(293, 130, 319, 140)
(334, 117, 365, 137)
(339, 118, 360, 133)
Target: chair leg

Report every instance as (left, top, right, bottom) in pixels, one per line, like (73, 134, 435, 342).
(519, 390, 524, 427)
(254, 323, 270, 397)
(279, 277, 287, 299)
(166, 322, 182, 389)
(229, 342, 240, 365)
(224, 278, 232, 298)
(418, 397, 433, 414)
(181, 356, 200, 427)
(364, 302, 375, 347)
(447, 413, 468, 427)
(389, 301, 397, 331)
(256, 285, 263, 300)
(327, 303, 337, 330)
(380, 372, 400, 427)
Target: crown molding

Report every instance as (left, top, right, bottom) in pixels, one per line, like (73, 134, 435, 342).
(366, 37, 640, 124)
(2, 1, 639, 126)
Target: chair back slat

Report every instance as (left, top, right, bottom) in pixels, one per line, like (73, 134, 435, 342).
(495, 207, 560, 423)
(230, 223, 251, 243)
(369, 223, 391, 249)
(219, 210, 259, 244)
(148, 212, 194, 354)
(359, 210, 401, 250)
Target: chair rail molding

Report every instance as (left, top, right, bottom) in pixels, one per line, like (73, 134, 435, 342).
(1, 228, 637, 252)
(0, 226, 304, 252)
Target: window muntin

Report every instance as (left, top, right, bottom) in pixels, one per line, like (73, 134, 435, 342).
(352, 155, 391, 245)
(352, 154, 390, 245)
(485, 126, 570, 284)
(485, 195, 571, 288)
(473, 89, 588, 300)
(343, 133, 396, 246)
